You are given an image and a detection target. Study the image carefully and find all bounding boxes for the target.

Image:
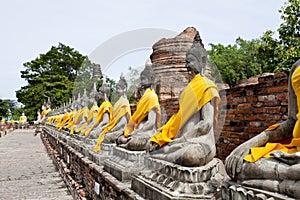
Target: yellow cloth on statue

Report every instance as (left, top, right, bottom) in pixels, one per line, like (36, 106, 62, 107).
(41, 109, 50, 119)
(70, 107, 89, 134)
(245, 64, 300, 162)
(57, 112, 73, 130)
(20, 115, 27, 123)
(83, 101, 112, 137)
(151, 75, 220, 146)
(76, 104, 99, 133)
(74, 106, 93, 133)
(124, 89, 160, 137)
(93, 97, 131, 152)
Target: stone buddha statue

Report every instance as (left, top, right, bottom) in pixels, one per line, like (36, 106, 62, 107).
(93, 74, 131, 152)
(74, 89, 91, 133)
(84, 79, 113, 139)
(116, 61, 161, 151)
(148, 33, 220, 167)
(225, 59, 300, 199)
(77, 82, 100, 135)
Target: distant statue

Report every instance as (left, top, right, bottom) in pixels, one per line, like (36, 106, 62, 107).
(225, 59, 300, 199)
(93, 74, 131, 152)
(116, 61, 161, 151)
(74, 89, 91, 133)
(83, 79, 113, 139)
(20, 112, 27, 123)
(148, 33, 220, 167)
(76, 82, 99, 135)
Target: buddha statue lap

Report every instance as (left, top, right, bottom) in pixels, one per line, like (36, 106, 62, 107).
(116, 61, 161, 151)
(225, 59, 300, 199)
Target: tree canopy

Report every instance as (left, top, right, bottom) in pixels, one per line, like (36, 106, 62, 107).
(209, 0, 300, 87)
(16, 43, 89, 121)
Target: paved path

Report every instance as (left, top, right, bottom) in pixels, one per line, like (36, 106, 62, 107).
(0, 129, 73, 200)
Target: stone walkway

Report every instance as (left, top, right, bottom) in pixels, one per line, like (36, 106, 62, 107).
(0, 129, 73, 200)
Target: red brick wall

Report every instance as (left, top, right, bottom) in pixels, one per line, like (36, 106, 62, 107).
(216, 72, 289, 161)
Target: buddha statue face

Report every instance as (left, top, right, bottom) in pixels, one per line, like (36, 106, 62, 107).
(140, 61, 155, 89)
(115, 74, 127, 97)
(186, 32, 207, 76)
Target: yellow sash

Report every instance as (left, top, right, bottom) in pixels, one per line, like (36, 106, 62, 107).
(70, 107, 89, 134)
(151, 75, 220, 146)
(93, 97, 131, 152)
(75, 106, 96, 133)
(20, 116, 27, 123)
(82, 101, 113, 136)
(244, 65, 300, 162)
(124, 89, 160, 137)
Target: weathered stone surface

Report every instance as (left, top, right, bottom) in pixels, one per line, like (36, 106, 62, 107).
(104, 146, 146, 182)
(132, 157, 227, 200)
(151, 27, 213, 100)
(221, 181, 295, 200)
(0, 129, 72, 200)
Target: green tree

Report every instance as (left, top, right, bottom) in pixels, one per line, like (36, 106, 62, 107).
(209, 38, 263, 87)
(16, 43, 88, 121)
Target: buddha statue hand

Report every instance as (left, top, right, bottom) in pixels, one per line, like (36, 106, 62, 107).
(271, 150, 300, 165)
(117, 135, 130, 145)
(147, 141, 160, 152)
(225, 143, 251, 179)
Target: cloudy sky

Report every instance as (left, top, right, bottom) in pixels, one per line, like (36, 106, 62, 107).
(0, 0, 285, 100)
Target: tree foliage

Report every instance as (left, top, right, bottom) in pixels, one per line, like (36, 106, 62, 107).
(209, 38, 263, 87)
(16, 43, 88, 121)
(209, 0, 300, 87)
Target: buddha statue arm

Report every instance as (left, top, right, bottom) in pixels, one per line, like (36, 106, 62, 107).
(225, 64, 297, 179)
(97, 112, 109, 128)
(109, 115, 127, 132)
(139, 109, 157, 132)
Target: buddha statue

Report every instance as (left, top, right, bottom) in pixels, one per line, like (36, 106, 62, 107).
(76, 82, 100, 135)
(116, 61, 161, 151)
(73, 89, 91, 133)
(148, 33, 220, 167)
(93, 74, 131, 152)
(19, 112, 27, 124)
(84, 79, 113, 139)
(225, 59, 300, 199)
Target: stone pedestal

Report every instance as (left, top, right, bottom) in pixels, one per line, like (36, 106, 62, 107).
(132, 157, 227, 200)
(104, 146, 146, 182)
(221, 181, 295, 200)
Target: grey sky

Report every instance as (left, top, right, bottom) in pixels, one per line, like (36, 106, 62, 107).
(0, 0, 284, 100)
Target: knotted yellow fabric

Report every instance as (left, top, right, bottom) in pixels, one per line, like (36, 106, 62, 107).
(93, 97, 131, 152)
(151, 75, 220, 146)
(244, 64, 300, 162)
(124, 89, 160, 137)
(82, 101, 112, 137)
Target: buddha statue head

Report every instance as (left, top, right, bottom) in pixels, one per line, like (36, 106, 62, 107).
(140, 59, 155, 89)
(80, 88, 89, 107)
(98, 77, 110, 101)
(89, 82, 99, 105)
(186, 32, 207, 76)
(116, 73, 127, 97)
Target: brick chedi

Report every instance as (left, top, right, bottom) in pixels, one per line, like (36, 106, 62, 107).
(151, 27, 213, 100)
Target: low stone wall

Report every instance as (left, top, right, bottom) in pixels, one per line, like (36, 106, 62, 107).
(40, 126, 143, 200)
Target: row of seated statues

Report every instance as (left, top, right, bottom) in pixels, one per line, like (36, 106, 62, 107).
(43, 32, 300, 199)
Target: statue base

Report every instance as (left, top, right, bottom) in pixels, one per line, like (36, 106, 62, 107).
(104, 146, 146, 182)
(221, 180, 296, 200)
(132, 157, 227, 200)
